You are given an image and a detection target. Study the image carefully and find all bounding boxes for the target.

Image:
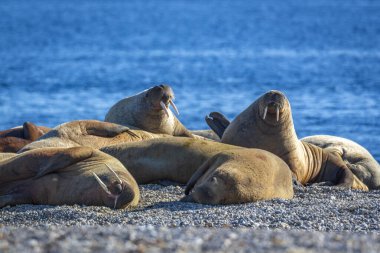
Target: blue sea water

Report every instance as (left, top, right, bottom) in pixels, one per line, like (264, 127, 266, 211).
(0, 0, 379, 160)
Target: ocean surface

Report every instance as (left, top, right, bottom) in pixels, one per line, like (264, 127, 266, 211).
(0, 0, 379, 160)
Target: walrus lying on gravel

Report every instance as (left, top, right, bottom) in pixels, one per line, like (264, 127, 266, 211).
(182, 149, 294, 204)
(0, 147, 139, 209)
(100, 137, 238, 184)
(302, 135, 380, 190)
(101, 137, 293, 204)
(0, 122, 51, 152)
(105, 84, 194, 137)
(19, 120, 169, 152)
(206, 90, 368, 191)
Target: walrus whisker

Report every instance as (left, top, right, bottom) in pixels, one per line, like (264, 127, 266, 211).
(263, 106, 268, 120)
(276, 106, 280, 122)
(160, 101, 170, 117)
(169, 100, 179, 115)
(103, 163, 123, 184)
(92, 172, 112, 195)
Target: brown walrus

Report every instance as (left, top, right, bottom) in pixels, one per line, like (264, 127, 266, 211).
(206, 90, 368, 191)
(182, 148, 294, 205)
(302, 135, 380, 190)
(19, 120, 169, 152)
(100, 137, 238, 184)
(0, 122, 51, 152)
(0, 147, 139, 209)
(105, 85, 194, 137)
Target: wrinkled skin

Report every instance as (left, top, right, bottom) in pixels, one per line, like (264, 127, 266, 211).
(105, 85, 194, 137)
(182, 149, 294, 205)
(0, 122, 51, 152)
(206, 90, 368, 191)
(0, 147, 139, 209)
(303, 135, 380, 190)
(19, 120, 169, 153)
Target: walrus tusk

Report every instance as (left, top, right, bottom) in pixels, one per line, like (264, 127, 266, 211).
(169, 100, 179, 115)
(125, 128, 139, 139)
(92, 172, 112, 195)
(276, 106, 280, 122)
(113, 195, 119, 209)
(160, 101, 170, 117)
(263, 106, 268, 120)
(104, 163, 123, 185)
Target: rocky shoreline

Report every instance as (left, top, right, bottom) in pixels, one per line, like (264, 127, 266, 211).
(1, 184, 379, 252)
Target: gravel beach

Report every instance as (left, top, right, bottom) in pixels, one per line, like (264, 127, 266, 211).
(1, 184, 379, 252)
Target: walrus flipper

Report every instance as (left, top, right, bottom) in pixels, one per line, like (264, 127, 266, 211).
(35, 147, 94, 178)
(86, 122, 138, 138)
(184, 155, 218, 195)
(205, 112, 230, 139)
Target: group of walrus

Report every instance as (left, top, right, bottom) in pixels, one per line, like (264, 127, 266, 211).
(1, 85, 379, 209)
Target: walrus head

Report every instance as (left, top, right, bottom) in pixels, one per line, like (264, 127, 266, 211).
(182, 153, 253, 205)
(145, 84, 179, 117)
(258, 90, 290, 125)
(92, 163, 138, 209)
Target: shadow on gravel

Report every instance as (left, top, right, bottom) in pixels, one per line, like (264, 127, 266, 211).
(133, 200, 216, 212)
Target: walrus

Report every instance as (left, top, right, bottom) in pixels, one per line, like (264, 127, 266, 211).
(302, 135, 380, 190)
(0, 147, 139, 209)
(181, 149, 294, 204)
(105, 85, 194, 137)
(206, 90, 368, 191)
(100, 137, 242, 184)
(19, 120, 169, 152)
(0, 122, 51, 152)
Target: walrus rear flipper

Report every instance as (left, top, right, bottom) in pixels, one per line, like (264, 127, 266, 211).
(205, 112, 230, 139)
(85, 121, 138, 138)
(184, 156, 217, 195)
(35, 147, 94, 178)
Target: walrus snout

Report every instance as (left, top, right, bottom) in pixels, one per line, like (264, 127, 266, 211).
(92, 163, 139, 209)
(148, 84, 179, 116)
(261, 90, 288, 121)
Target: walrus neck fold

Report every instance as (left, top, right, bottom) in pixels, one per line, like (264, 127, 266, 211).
(298, 142, 326, 184)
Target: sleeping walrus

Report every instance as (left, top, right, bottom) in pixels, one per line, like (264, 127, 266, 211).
(0, 147, 139, 209)
(19, 120, 169, 152)
(0, 122, 51, 152)
(182, 148, 294, 205)
(302, 135, 380, 190)
(101, 137, 294, 204)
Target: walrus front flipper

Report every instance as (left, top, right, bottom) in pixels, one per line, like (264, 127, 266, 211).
(184, 155, 218, 195)
(205, 112, 230, 139)
(35, 147, 94, 178)
(23, 122, 44, 141)
(85, 121, 138, 138)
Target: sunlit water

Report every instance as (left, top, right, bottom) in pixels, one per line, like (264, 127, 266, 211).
(0, 0, 379, 160)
